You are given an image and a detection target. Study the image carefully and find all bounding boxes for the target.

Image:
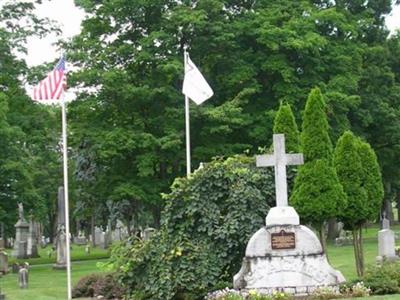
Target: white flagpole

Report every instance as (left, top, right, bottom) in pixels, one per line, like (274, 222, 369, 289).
(184, 49, 191, 177)
(61, 95, 72, 300)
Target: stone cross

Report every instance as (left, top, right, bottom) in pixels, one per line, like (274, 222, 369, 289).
(256, 134, 304, 207)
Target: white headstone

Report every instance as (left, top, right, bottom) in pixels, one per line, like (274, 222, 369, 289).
(377, 217, 398, 262)
(234, 134, 345, 296)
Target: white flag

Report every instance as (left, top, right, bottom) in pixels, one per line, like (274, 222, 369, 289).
(182, 56, 213, 105)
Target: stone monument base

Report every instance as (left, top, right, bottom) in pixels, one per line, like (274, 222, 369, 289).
(53, 263, 67, 270)
(234, 207, 345, 296)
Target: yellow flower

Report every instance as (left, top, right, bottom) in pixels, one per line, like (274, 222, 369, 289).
(249, 289, 258, 295)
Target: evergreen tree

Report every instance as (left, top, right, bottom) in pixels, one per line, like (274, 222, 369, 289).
(300, 88, 333, 161)
(273, 103, 300, 153)
(334, 131, 383, 276)
(291, 88, 346, 253)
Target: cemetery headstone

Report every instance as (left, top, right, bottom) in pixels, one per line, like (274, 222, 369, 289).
(18, 264, 29, 289)
(53, 187, 67, 269)
(0, 249, 8, 274)
(85, 243, 91, 255)
(142, 228, 156, 241)
(53, 226, 67, 269)
(335, 229, 353, 246)
(382, 213, 390, 230)
(12, 203, 29, 259)
(233, 134, 345, 296)
(94, 227, 104, 247)
(74, 230, 87, 245)
(27, 213, 39, 258)
(376, 216, 398, 262)
(113, 220, 129, 241)
(12, 263, 19, 273)
(40, 236, 47, 248)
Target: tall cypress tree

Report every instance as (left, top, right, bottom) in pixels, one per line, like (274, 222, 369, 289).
(290, 88, 346, 253)
(334, 131, 383, 276)
(273, 102, 300, 153)
(300, 88, 333, 162)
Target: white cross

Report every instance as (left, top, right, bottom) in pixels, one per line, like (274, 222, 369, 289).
(256, 134, 304, 207)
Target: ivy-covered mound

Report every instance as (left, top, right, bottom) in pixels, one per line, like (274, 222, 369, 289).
(110, 155, 293, 300)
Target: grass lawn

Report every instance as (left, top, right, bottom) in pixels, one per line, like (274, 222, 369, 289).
(1, 225, 400, 299)
(0, 259, 106, 300)
(344, 296, 400, 300)
(8, 244, 110, 266)
(327, 224, 400, 280)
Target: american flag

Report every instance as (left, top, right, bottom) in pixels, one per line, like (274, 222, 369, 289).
(33, 57, 66, 101)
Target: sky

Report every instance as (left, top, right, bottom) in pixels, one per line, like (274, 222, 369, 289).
(25, 1, 400, 67)
(25, 0, 85, 66)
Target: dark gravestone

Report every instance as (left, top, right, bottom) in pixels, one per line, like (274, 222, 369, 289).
(12, 263, 19, 273)
(0, 250, 8, 274)
(53, 187, 67, 269)
(57, 187, 65, 226)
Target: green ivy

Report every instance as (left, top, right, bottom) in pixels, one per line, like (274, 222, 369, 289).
(108, 155, 293, 300)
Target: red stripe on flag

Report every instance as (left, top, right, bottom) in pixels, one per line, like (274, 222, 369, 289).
(32, 65, 66, 101)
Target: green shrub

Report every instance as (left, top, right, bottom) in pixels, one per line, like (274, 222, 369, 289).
(72, 273, 125, 299)
(72, 273, 102, 298)
(107, 155, 294, 300)
(362, 262, 400, 295)
(92, 273, 125, 299)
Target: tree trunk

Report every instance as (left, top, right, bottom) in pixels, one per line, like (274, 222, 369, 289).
(48, 211, 56, 244)
(91, 214, 96, 247)
(327, 218, 339, 242)
(358, 227, 364, 276)
(126, 219, 132, 236)
(318, 225, 328, 260)
(384, 181, 394, 222)
(352, 229, 362, 277)
(396, 191, 400, 222)
(152, 205, 161, 228)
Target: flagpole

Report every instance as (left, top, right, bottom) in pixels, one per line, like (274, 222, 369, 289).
(61, 95, 72, 300)
(184, 49, 191, 177)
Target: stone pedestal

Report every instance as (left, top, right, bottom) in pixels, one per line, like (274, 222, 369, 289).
(27, 219, 39, 258)
(0, 250, 8, 274)
(234, 207, 345, 296)
(12, 220, 29, 259)
(376, 229, 398, 262)
(53, 230, 67, 270)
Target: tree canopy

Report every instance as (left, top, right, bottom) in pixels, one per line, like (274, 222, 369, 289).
(65, 0, 400, 227)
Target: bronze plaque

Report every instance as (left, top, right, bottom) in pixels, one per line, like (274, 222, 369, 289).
(271, 230, 295, 250)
